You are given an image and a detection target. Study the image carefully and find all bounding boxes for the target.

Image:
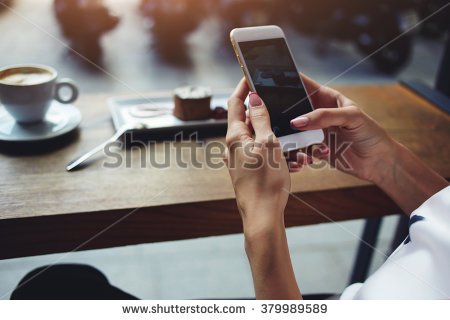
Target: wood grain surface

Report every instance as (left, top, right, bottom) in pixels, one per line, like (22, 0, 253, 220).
(0, 84, 449, 259)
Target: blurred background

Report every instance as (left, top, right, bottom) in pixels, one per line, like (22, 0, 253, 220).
(0, 0, 448, 93)
(0, 0, 448, 299)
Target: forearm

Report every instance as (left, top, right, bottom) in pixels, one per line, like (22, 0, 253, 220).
(243, 219, 302, 300)
(374, 141, 449, 215)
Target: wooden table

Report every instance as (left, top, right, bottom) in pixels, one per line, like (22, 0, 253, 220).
(1, 84, 449, 260)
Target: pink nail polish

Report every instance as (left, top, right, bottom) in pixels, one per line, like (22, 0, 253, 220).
(291, 116, 309, 127)
(249, 92, 262, 107)
(319, 145, 330, 154)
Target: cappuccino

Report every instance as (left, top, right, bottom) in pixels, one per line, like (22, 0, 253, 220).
(0, 65, 78, 123)
(0, 67, 54, 85)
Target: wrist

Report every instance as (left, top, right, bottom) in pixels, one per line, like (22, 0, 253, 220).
(242, 216, 301, 300)
(244, 220, 286, 257)
(370, 139, 403, 187)
(240, 204, 285, 237)
(371, 140, 448, 214)
(242, 206, 285, 244)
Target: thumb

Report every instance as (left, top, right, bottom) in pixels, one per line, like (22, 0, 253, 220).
(248, 92, 273, 139)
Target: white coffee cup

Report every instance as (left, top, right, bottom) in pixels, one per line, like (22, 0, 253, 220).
(0, 64, 79, 124)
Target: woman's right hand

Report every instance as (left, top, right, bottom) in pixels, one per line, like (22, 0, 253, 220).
(291, 75, 448, 215)
(290, 75, 397, 184)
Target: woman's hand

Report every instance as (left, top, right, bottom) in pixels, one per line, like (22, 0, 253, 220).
(291, 75, 448, 214)
(225, 79, 301, 300)
(290, 74, 396, 183)
(225, 78, 290, 235)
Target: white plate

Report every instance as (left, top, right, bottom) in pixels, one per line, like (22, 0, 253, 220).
(0, 101, 81, 142)
(108, 94, 229, 133)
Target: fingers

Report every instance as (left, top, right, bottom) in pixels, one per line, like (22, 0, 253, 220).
(245, 109, 253, 133)
(232, 77, 250, 100)
(287, 144, 331, 172)
(287, 146, 327, 164)
(300, 73, 321, 94)
(248, 92, 273, 140)
(287, 152, 311, 172)
(288, 161, 302, 172)
(336, 92, 355, 108)
(226, 78, 253, 146)
(300, 73, 321, 108)
(300, 73, 343, 109)
(296, 144, 330, 160)
(312, 144, 330, 159)
(291, 105, 365, 131)
(227, 78, 249, 125)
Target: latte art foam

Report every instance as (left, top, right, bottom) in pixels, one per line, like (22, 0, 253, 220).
(0, 71, 53, 85)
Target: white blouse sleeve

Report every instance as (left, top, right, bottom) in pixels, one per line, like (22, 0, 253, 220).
(340, 186, 450, 299)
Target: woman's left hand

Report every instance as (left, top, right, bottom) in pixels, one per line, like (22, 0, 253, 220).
(224, 79, 301, 300)
(224, 78, 290, 236)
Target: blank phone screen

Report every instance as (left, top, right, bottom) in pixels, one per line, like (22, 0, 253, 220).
(238, 38, 313, 137)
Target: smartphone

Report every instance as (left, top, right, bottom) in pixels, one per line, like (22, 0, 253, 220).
(230, 25, 324, 151)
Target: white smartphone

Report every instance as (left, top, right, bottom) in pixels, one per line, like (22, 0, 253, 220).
(230, 25, 324, 151)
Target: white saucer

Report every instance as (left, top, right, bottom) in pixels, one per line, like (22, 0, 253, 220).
(0, 102, 82, 142)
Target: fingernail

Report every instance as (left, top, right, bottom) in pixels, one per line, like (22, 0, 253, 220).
(249, 92, 262, 107)
(289, 162, 300, 169)
(290, 116, 309, 127)
(319, 145, 330, 154)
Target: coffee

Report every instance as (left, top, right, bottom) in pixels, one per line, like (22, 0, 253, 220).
(0, 65, 78, 123)
(0, 67, 54, 86)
